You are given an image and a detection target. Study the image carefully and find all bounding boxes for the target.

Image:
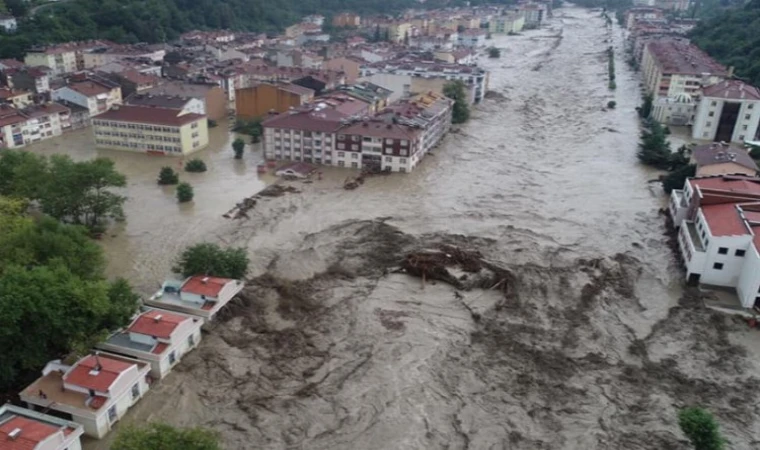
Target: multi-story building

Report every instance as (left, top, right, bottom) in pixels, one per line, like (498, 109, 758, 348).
(145, 275, 245, 320)
(81, 43, 165, 70)
(0, 88, 32, 108)
(0, 103, 71, 149)
(143, 81, 228, 121)
(6, 66, 51, 94)
(458, 29, 488, 48)
(92, 105, 208, 155)
(235, 82, 314, 120)
(125, 93, 206, 116)
(690, 142, 758, 177)
(692, 80, 760, 144)
(518, 3, 546, 28)
(625, 7, 665, 29)
(641, 40, 728, 99)
(97, 308, 203, 380)
(333, 12, 362, 28)
(24, 41, 113, 76)
(51, 76, 122, 118)
(0, 104, 27, 148)
(0, 404, 84, 450)
(20, 353, 151, 439)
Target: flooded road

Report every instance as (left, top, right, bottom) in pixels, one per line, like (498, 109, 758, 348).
(70, 6, 760, 450)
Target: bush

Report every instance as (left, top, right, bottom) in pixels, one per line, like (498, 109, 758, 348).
(488, 47, 501, 58)
(112, 423, 221, 450)
(443, 80, 470, 124)
(607, 100, 616, 109)
(157, 166, 179, 185)
(678, 407, 725, 450)
(173, 242, 249, 279)
(176, 182, 194, 203)
(232, 138, 245, 159)
(184, 159, 207, 173)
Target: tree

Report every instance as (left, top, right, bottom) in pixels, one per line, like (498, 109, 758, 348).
(158, 166, 180, 185)
(607, 100, 617, 109)
(443, 80, 471, 124)
(678, 407, 726, 450)
(637, 120, 673, 169)
(403, 30, 410, 46)
(663, 163, 696, 193)
(373, 24, 381, 42)
(638, 94, 654, 119)
(488, 47, 501, 58)
(177, 182, 194, 203)
(173, 242, 249, 279)
(232, 138, 245, 159)
(184, 159, 207, 172)
(112, 423, 221, 450)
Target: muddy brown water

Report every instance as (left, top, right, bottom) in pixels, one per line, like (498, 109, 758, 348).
(31, 6, 759, 450)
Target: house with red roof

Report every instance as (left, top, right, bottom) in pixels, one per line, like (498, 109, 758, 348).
(96, 308, 203, 380)
(19, 353, 150, 439)
(145, 275, 244, 320)
(0, 404, 84, 450)
(670, 175, 760, 307)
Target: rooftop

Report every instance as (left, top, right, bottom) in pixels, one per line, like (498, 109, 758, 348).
(96, 105, 205, 126)
(702, 79, 760, 101)
(64, 354, 134, 393)
(127, 309, 189, 339)
(66, 80, 114, 97)
(702, 203, 747, 236)
(125, 93, 192, 109)
(646, 40, 728, 76)
(0, 416, 66, 450)
(182, 275, 235, 297)
(692, 143, 758, 172)
(689, 175, 760, 196)
(144, 81, 217, 100)
(340, 119, 421, 140)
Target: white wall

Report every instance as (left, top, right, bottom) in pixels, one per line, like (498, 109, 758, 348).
(52, 87, 89, 112)
(737, 245, 760, 308)
(692, 209, 752, 286)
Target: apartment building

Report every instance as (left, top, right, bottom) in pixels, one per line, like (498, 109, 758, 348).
(145, 275, 245, 320)
(82, 44, 165, 70)
(92, 105, 208, 155)
(0, 88, 32, 108)
(333, 12, 362, 27)
(458, 29, 488, 48)
(143, 81, 229, 121)
(97, 309, 203, 380)
(0, 404, 84, 450)
(692, 80, 760, 144)
(24, 41, 112, 76)
(690, 142, 758, 177)
(20, 353, 151, 439)
(125, 93, 206, 116)
(0, 103, 70, 149)
(6, 66, 51, 94)
(489, 13, 526, 34)
(641, 40, 728, 98)
(235, 82, 314, 120)
(625, 7, 665, 29)
(51, 76, 122, 118)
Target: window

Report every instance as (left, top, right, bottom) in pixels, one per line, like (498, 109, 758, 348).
(705, 239, 709, 247)
(351, 162, 358, 168)
(736, 249, 746, 257)
(351, 153, 358, 159)
(718, 247, 728, 255)
(749, 104, 754, 110)
(706, 121, 712, 127)
(743, 125, 749, 131)
(746, 114, 751, 120)
(385, 138, 394, 144)
(169, 351, 176, 365)
(108, 406, 117, 422)
(385, 156, 392, 162)
(351, 144, 358, 150)
(338, 161, 345, 167)
(739, 135, 745, 141)
(399, 167, 406, 173)
(337, 143, 345, 149)
(337, 151, 345, 157)
(713, 262, 724, 270)
(188, 333, 195, 346)
(131, 383, 140, 400)
(708, 111, 714, 117)
(400, 158, 407, 163)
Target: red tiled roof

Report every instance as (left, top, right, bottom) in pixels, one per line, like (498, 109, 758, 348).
(339, 120, 421, 140)
(702, 203, 747, 236)
(646, 40, 727, 76)
(67, 80, 112, 97)
(262, 108, 345, 132)
(151, 343, 169, 355)
(64, 354, 134, 393)
(127, 310, 188, 339)
(88, 395, 107, 409)
(702, 80, 760, 101)
(182, 276, 234, 297)
(96, 105, 205, 126)
(0, 416, 60, 450)
(689, 176, 760, 195)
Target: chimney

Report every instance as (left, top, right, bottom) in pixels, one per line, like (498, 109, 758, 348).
(94, 351, 102, 371)
(154, 314, 163, 322)
(8, 428, 21, 441)
(201, 276, 209, 284)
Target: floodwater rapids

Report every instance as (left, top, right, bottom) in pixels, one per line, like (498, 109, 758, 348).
(33, 6, 760, 450)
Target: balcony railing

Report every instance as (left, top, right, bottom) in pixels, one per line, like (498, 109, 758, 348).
(685, 221, 705, 252)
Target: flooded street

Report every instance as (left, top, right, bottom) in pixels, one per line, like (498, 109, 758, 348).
(68, 6, 760, 450)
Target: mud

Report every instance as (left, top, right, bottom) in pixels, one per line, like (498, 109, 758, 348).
(76, 6, 760, 450)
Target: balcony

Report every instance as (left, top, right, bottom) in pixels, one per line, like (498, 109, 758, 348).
(685, 221, 704, 252)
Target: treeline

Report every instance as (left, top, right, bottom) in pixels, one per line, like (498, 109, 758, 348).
(636, 117, 695, 193)
(689, 0, 760, 87)
(0, 0, 417, 59)
(0, 150, 138, 392)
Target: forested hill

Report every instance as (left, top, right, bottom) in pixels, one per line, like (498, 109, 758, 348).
(690, 0, 760, 86)
(0, 0, 417, 58)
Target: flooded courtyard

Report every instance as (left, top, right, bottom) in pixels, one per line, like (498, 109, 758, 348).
(43, 6, 760, 450)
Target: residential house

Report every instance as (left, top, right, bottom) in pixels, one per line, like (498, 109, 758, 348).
(7, 66, 51, 94)
(0, 404, 84, 450)
(0, 103, 70, 149)
(92, 104, 209, 155)
(690, 142, 758, 177)
(125, 93, 205, 115)
(0, 58, 24, 71)
(145, 275, 245, 320)
(235, 83, 314, 120)
(0, 88, 32, 108)
(519, 3, 546, 28)
(97, 309, 203, 380)
(51, 76, 122, 118)
(641, 40, 728, 99)
(144, 81, 227, 121)
(20, 353, 151, 439)
(323, 56, 364, 83)
(692, 80, 760, 144)
(100, 69, 160, 98)
(333, 12, 361, 27)
(0, 104, 27, 148)
(457, 29, 488, 48)
(489, 13, 525, 34)
(24, 41, 113, 76)
(0, 14, 17, 32)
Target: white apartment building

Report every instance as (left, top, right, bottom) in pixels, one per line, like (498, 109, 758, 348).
(20, 353, 151, 439)
(457, 29, 488, 48)
(0, 103, 71, 149)
(641, 40, 728, 99)
(97, 309, 204, 380)
(52, 78, 122, 118)
(692, 80, 760, 144)
(0, 404, 84, 450)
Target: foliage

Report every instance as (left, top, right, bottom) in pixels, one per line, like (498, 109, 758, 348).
(488, 47, 501, 58)
(233, 118, 263, 142)
(637, 120, 674, 169)
(232, 137, 245, 159)
(0, 151, 126, 231)
(158, 166, 180, 185)
(749, 145, 760, 160)
(184, 158, 207, 173)
(176, 182, 194, 203)
(173, 242, 249, 279)
(607, 100, 616, 109)
(443, 80, 470, 124)
(689, 0, 760, 87)
(663, 163, 696, 193)
(638, 94, 654, 119)
(112, 423, 221, 450)
(678, 407, 726, 450)
(607, 46, 616, 90)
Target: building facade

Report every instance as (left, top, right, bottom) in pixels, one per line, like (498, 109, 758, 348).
(51, 78, 123, 118)
(692, 80, 760, 144)
(641, 40, 728, 99)
(235, 83, 314, 120)
(0, 404, 84, 450)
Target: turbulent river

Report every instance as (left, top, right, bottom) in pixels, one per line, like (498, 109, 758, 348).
(43, 6, 760, 450)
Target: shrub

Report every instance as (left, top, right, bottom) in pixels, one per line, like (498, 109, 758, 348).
(176, 182, 194, 203)
(488, 47, 501, 58)
(184, 159, 207, 173)
(232, 138, 245, 159)
(607, 100, 616, 109)
(173, 242, 249, 279)
(157, 166, 179, 185)
(678, 407, 725, 450)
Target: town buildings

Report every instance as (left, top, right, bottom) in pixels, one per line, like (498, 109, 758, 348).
(692, 80, 760, 144)
(333, 12, 361, 28)
(24, 41, 113, 76)
(690, 142, 758, 177)
(92, 104, 209, 155)
(143, 81, 227, 121)
(0, 404, 84, 450)
(489, 13, 525, 34)
(51, 75, 123, 118)
(235, 83, 314, 120)
(20, 353, 151, 439)
(97, 309, 204, 380)
(641, 40, 728, 99)
(0, 103, 71, 149)
(145, 275, 245, 320)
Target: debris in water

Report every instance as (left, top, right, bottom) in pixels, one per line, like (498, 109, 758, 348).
(223, 184, 300, 219)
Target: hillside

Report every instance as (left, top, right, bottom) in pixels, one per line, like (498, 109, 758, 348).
(690, 0, 760, 86)
(0, 0, 417, 58)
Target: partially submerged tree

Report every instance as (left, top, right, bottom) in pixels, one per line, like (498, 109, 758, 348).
(443, 80, 471, 124)
(173, 242, 249, 279)
(112, 423, 221, 450)
(232, 138, 245, 159)
(184, 159, 207, 173)
(158, 166, 180, 185)
(488, 47, 501, 58)
(678, 407, 726, 450)
(177, 182, 194, 203)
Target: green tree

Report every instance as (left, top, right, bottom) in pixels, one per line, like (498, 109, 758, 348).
(158, 166, 180, 185)
(637, 120, 673, 169)
(443, 80, 471, 124)
(177, 182, 194, 203)
(184, 159, 207, 173)
(232, 138, 245, 159)
(173, 242, 249, 279)
(112, 423, 221, 450)
(488, 47, 501, 58)
(639, 94, 654, 118)
(663, 163, 696, 193)
(607, 100, 617, 109)
(678, 407, 726, 450)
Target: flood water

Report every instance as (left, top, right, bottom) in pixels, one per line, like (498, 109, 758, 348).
(67, 6, 760, 450)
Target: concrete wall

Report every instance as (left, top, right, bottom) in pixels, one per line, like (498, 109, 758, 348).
(737, 245, 760, 308)
(694, 209, 752, 286)
(235, 85, 308, 120)
(696, 162, 756, 177)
